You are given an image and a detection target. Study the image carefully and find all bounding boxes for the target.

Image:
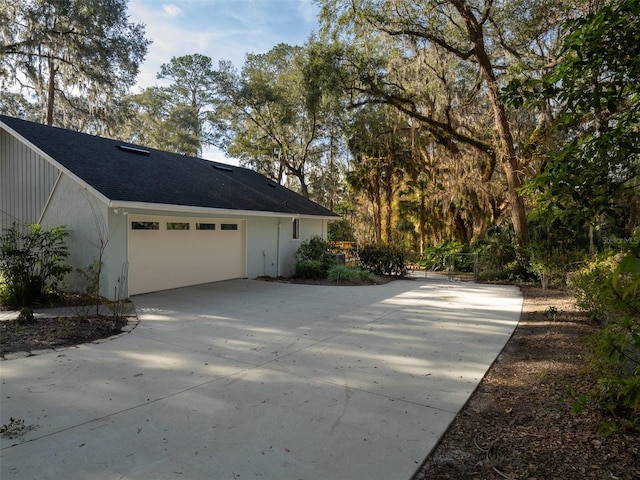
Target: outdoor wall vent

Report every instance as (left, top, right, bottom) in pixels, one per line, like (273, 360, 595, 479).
(117, 145, 150, 155)
(212, 164, 233, 172)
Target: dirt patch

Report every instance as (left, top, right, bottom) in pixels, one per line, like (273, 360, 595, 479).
(413, 285, 640, 480)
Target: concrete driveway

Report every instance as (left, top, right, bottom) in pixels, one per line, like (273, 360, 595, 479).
(1, 276, 522, 480)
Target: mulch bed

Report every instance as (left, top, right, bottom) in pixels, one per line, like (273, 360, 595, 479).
(1, 314, 128, 357)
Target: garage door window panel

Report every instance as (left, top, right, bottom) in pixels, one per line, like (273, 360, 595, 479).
(167, 222, 190, 230)
(196, 223, 216, 230)
(131, 221, 159, 230)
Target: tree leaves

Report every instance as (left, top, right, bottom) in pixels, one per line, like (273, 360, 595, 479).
(0, 0, 150, 127)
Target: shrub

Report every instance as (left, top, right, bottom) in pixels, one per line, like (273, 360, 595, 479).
(359, 243, 407, 276)
(296, 236, 332, 263)
(420, 241, 470, 271)
(570, 239, 640, 432)
(295, 260, 326, 280)
(568, 253, 620, 320)
(327, 265, 376, 283)
(17, 307, 36, 325)
(295, 236, 335, 279)
(0, 224, 72, 306)
(327, 264, 358, 283)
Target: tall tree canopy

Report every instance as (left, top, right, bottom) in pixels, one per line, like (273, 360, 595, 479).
(0, 0, 150, 126)
(215, 44, 337, 199)
(316, 0, 589, 245)
(114, 54, 219, 156)
(156, 53, 219, 155)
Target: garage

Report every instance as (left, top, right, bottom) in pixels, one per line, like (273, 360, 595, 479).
(128, 215, 245, 295)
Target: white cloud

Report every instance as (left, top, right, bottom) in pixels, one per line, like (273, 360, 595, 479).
(127, 0, 320, 90)
(162, 4, 182, 17)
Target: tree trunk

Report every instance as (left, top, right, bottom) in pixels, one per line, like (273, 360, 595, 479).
(372, 175, 382, 243)
(46, 56, 56, 125)
(419, 194, 427, 255)
(384, 164, 394, 243)
(455, 1, 530, 245)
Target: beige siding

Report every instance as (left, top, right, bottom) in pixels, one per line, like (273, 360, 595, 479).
(0, 128, 59, 230)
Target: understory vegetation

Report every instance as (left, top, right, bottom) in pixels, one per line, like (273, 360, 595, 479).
(0, 224, 72, 307)
(294, 236, 382, 283)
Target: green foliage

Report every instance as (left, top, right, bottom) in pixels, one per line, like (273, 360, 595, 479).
(1, 0, 150, 126)
(17, 307, 35, 325)
(568, 254, 620, 320)
(528, 245, 572, 290)
(75, 260, 106, 315)
(420, 241, 474, 272)
(295, 260, 327, 280)
(76, 261, 101, 298)
(470, 225, 529, 282)
(215, 43, 336, 199)
(543, 306, 561, 321)
(0, 224, 72, 306)
(327, 264, 357, 283)
(328, 219, 355, 242)
(295, 236, 335, 278)
(570, 236, 640, 432)
(358, 243, 407, 277)
(507, 0, 640, 234)
(296, 236, 333, 264)
(327, 265, 376, 283)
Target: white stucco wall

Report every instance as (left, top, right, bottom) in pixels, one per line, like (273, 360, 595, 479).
(39, 175, 121, 298)
(244, 216, 326, 278)
(245, 216, 280, 278)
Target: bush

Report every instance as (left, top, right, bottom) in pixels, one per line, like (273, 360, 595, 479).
(295, 260, 327, 280)
(296, 236, 333, 263)
(570, 240, 640, 432)
(295, 236, 336, 279)
(359, 243, 407, 276)
(327, 264, 358, 282)
(0, 224, 72, 306)
(568, 253, 620, 320)
(327, 265, 376, 283)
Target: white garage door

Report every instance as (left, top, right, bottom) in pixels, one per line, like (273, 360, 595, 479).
(128, 216, 245, 295)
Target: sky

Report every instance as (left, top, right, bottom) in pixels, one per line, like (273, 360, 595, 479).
(127, 0, 321, 164)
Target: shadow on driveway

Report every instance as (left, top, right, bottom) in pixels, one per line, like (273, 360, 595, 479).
(1, 277, 522, 480)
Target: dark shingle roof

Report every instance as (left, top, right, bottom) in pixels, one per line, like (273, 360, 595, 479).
(1, 115, 338, 218)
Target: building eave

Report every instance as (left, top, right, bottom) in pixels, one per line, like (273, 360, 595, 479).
(108, 200, 341, 221)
